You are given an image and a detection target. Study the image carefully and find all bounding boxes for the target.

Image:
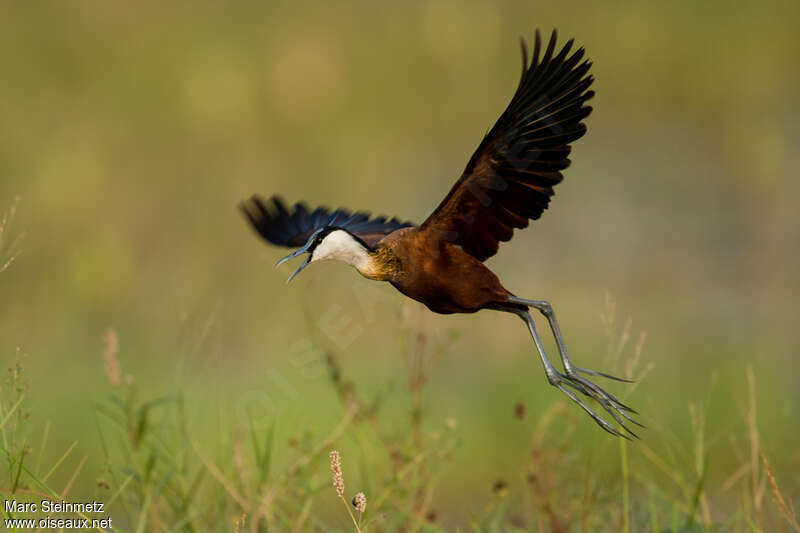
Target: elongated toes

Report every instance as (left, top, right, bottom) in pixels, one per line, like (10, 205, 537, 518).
(555, 371, 643, 438)
(553, 383, 629, 439)
(566, 371, 638, 414)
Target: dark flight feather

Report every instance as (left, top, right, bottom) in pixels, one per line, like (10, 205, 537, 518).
(240, 195, 413, 249)
(421, 29, 594, 261)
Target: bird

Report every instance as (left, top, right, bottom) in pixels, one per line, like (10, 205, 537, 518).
(240, 29, 642, 438)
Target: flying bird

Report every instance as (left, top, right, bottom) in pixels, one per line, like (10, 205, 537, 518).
(241, 30, 641, 438)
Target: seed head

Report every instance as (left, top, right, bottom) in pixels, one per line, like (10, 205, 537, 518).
(352, 492, 366, 514)
(103, 329, 121, 388)
(329, 450, 345, 499)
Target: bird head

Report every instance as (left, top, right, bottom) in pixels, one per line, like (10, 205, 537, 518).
(276, 227, 370, 283)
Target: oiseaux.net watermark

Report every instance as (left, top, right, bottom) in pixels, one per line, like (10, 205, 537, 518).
(4, 499, 112, 529)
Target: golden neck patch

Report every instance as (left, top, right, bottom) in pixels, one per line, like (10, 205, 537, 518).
(360, 247, 401, 281)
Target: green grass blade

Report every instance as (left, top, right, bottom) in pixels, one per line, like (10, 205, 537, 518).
(0, 393, 25, 430)
(33, 420, 50, 476)
(0, 444, 59, 499)
(258, 418, 275, 486)
(620, 437, 630, 533)
(685, 453, 709, 527)
(10, 436, 25, 493)
(106, 473, 135, 508)
(42, 440, 78, 483)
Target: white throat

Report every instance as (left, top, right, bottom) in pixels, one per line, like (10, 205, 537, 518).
(311, 230, 371, 271)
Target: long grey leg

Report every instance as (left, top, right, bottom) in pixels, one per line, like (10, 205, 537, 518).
(507, 308, 633, 439)
(508, 296, 632, 383)
(516, 309, 568, 386)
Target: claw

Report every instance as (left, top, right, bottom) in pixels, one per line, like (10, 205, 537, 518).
(568, 372, 638, 414)
(557, 368, 644, 438)
(574, 366, 634, 383)
(614, 405, 647, 428)
(601, 392, 639, 415)
(554, 383, 631, 440)
(595, 397, 640, 439)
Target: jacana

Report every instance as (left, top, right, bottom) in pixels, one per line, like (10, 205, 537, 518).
(241, 29, 641, 438)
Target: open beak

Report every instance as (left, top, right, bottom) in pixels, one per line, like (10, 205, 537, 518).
(275, 244, 312, 284)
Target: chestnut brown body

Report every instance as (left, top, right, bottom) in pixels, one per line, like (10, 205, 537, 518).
(377, 228, 512, 314)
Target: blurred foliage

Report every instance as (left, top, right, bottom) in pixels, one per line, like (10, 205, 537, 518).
(0, 0, 799, 530)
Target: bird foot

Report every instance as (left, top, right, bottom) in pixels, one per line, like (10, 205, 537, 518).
(548, 367, 643, 439)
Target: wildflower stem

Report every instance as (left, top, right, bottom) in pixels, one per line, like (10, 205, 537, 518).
(340, 498, 361, 533)
(620, 437, 629, 533)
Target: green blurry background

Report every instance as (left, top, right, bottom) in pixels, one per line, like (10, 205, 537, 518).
(1, 0, 798, 528)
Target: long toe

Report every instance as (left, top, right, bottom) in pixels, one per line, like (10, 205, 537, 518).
(553, 383, 630, 439)
(559, 372, 643, 438)
(566, 370, 638, 414)
(574, 365, 635, 383)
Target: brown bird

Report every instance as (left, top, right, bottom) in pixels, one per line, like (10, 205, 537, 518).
(241, 30, 641, 438)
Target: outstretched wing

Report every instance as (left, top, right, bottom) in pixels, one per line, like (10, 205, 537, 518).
(420, 29, 594, 261)
(240, 195, 414, 249)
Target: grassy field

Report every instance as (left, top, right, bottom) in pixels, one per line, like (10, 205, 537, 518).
(1, 1, 799, 531)
(1, 303, 798, 532)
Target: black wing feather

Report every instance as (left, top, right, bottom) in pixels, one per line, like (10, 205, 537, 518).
(240, 195, 413, 248)
(421, 29, 594, 261)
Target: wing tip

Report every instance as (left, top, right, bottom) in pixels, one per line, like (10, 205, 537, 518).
(519, 37, 529, 80)
(521, 28, 590, 73)
(238, 199, 257, 228)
